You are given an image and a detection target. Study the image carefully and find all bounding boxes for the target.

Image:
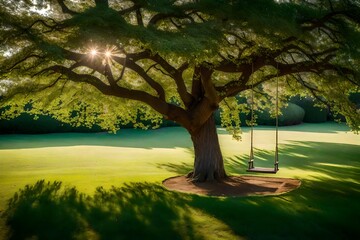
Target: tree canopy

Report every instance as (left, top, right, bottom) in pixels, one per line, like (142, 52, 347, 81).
(1, 0, 360, 134)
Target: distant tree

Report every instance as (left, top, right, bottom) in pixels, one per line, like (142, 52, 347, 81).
(0, 0, 359, 182)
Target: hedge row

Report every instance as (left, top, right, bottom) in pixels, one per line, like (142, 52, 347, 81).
(256, 103, 305, 126)
(0, 113, 102, 134)
(289, 96, 328, 123)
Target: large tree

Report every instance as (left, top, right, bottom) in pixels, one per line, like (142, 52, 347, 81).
(0, 0, 359, 182)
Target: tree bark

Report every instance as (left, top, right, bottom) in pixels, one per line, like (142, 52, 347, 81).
(188, 114, 227, 182)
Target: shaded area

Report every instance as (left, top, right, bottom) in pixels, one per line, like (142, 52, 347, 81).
(0, 127, 192, 150)
(156, 140, 360, 239)
(163, 176, 301, 197)
(225, 141, 360, 181)
(155, 161, 194, 176)
(154, 148, 194, 175)
(189, 177, 360, 240)
(0, 113, 102, 134)
(155, 140, 360, 185)
(2, 180, 199, 240)
(3, 181, 85, 240)
(2, 174, 359, 240)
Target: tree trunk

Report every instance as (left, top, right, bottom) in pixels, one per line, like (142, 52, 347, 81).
(188, 114, 227, 182)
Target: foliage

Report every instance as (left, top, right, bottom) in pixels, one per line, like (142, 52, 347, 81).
(0, 0, 359, 134)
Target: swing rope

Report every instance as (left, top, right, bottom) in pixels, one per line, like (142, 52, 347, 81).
(247, 62, 279, 173)
(249, 63, 255, 168)
(274, 67, 279, 171)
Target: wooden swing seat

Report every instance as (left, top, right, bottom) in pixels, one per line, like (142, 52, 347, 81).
(247, 159, 279, 173)
(247, 167, 278, 173)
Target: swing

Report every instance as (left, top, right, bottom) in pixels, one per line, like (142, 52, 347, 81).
(247, 64, 279, 174)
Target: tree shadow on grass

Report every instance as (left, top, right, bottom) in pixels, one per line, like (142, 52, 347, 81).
(153, 141, 360, 238)
(3, 141, 360, 240)
(225, 141, 360, 182)
(2, 180, 199, 240)
(188, 141, 360, 239)
(155, 139, 360, 183)
(155, 161, 193, 176)
(188, 176, 360, 239)
(154, 148, 194, 176)
(153, 146, 304, 178)
(2, 180, 86, 240)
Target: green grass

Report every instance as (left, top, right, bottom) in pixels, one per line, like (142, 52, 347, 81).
(0, 122, 359, 239)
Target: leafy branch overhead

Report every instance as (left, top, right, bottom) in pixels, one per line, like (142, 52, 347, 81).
(0, 0, 359, 132)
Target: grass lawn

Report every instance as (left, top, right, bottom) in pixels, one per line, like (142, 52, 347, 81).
(0, 122, 359, 239)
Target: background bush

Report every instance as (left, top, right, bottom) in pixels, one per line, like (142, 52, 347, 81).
(0, 113, 102, 134)
(290, 96, 328, 123)
(256, 103, 305, 126)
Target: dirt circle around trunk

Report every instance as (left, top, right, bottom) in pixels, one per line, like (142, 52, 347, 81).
(163, 175, 301, 197)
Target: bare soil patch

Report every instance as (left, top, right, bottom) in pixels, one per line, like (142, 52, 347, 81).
(163, 175, 301, 197)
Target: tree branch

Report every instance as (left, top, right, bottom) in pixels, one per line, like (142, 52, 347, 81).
(136, 8, 144, 26)
(112, 56, 166, 101)
(199, 66, 218, 107)
(56, 0, 78, 15)
(51, 47, 167, 101)
(291, 74, 329, 106)
(125, 50, 193, 106)
(45, 65, 111, 93)
(31, 63, 192, 130)
(118, 5, 140, 15)
(215, 75, 249, 100)
(5, 54, 44, 72)
(116, 57, 127, 83)
(148, 13, 193, 26)
(191, 66, 202, 102)
(150, 54, 193, 106)
(103, 63, 117, 87)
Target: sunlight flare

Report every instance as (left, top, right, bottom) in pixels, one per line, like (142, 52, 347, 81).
(90, 49, 98, 57)
(105, 51, 112, 58)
